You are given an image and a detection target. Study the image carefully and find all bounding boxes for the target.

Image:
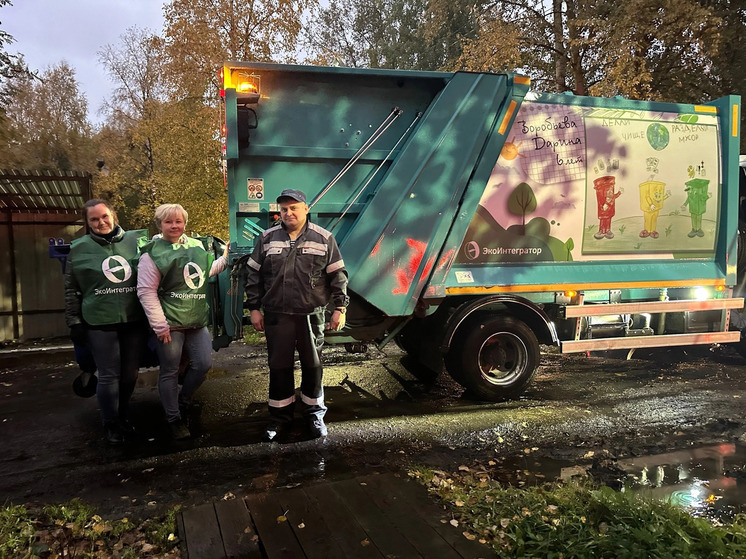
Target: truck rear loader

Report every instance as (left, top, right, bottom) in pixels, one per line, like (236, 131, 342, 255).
(218, 62, 744, 401)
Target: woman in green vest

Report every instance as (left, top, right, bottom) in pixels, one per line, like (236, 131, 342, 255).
(64, 199, 148, 445)
(137, 204, 228, 440)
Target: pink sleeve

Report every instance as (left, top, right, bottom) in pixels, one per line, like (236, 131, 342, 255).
(209, 255, 228, 277)
(137, 253, 170, 336)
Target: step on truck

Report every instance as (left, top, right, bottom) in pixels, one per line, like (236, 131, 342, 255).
(218, 62, 743, 401)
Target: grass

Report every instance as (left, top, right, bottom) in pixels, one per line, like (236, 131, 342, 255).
(410, 465, 746, 558)
(0, 500, 181, 558)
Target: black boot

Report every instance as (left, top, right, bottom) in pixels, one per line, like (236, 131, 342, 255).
(308, 416, 328, 439)
(169, 419, 191, 440)
(104, 421, 124, 445)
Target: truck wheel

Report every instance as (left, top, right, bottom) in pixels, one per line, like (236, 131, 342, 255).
(447, 315, 539, 401)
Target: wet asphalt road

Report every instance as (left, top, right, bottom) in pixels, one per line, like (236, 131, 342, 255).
(1, 339, 746, 520)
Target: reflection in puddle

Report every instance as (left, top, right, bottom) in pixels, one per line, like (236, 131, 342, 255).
(616, 443, 743, 523)
(556, 444, 745, 523)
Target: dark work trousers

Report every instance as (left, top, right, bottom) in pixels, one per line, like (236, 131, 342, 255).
(264, 311, 326, 424)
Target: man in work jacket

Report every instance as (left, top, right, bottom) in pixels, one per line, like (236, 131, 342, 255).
(245, 189, 348, 441)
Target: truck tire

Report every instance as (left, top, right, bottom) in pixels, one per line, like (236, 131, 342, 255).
(446, 315, 539, 401)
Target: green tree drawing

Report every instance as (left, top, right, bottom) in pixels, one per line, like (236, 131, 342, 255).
(508, 182, 537, 234)
(565, 238, 575, 261)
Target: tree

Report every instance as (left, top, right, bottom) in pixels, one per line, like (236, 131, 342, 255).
(163, 0, 316, 97)
(302, 0, 369, 67)
(581, 0, 723, 100)
(450, 0, 723, 100)
(694, 0, 746, 152)
(454, 11, 523, 74)
(0, 62, 95, 171)
(97, 26, 227, 237)
(96, 27, 167, 228)
(303, 0, 481, 70)
(420, 0, 482, 70)
(0, 0, 30, 106)
(1, 0, 34, 147)
(508, 182, 537, 232)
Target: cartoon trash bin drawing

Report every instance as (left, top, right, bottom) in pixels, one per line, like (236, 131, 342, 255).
(638, 180, 670, 239)
(594, 176, 623, 239)
(682, 178, 711, 238)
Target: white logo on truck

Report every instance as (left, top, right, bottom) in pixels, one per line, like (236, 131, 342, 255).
(464, 241, 480, 261)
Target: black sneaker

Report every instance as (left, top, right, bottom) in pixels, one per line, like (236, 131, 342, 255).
(104, 421, 125, 445)
(263, 423, 285, 442)
(308, 417, 328, 439)
(169, 419, 191, 440)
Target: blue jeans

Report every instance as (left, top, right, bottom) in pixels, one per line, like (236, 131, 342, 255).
(155, 327, 212, 422)
(87, 324, 147, 424)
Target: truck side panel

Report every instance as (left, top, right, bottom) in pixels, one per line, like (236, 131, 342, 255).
(439, 94, 741, 296)
(343, 72, 527, 317)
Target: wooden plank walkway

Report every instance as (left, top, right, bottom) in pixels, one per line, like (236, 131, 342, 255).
(178, 473, 491, 558)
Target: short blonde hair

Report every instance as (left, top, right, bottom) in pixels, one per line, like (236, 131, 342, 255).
(154, 204, 188, 229)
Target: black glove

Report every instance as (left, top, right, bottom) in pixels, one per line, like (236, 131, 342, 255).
(70, 324, 88, 347)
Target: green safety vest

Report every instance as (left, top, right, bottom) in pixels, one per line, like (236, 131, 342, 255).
(69, 230, 147, 326)
(141, 237, 214, 328)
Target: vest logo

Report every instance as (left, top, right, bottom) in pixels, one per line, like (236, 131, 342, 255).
(183, 262, 205, 289)
(102, 256, 132, 283)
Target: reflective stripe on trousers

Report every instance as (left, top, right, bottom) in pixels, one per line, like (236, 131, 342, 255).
(265, 311, 326, 421)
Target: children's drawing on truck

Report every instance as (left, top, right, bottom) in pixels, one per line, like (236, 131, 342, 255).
(582, 113, 720, 254)
(456, 100, 721, 264)
(682, 178, 711, 237)
(592, 176, 623, 239)
(638, 180, 670, 239)
(508, 182, 537, 234)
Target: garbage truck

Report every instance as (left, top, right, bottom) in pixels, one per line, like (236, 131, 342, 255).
(218, 61, 743, 401)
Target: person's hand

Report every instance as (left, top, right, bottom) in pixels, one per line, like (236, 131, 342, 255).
(330, 309, 345, 331)
(70, 324, 87, 346)
(157, 329, 172, 344)
(222, 241, 230, 259)
(250, 309, 264, 332)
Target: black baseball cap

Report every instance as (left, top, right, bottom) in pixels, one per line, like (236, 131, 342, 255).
(277, 189, 307, 203)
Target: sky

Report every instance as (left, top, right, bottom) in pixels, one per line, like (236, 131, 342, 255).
(2, 0, 165, 124)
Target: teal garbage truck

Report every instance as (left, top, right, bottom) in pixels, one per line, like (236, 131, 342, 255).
(218, 61, 743, 401)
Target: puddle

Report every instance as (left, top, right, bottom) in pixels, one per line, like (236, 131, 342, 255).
(613, 443, 746, 523)
(493, 443, 746, 524)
